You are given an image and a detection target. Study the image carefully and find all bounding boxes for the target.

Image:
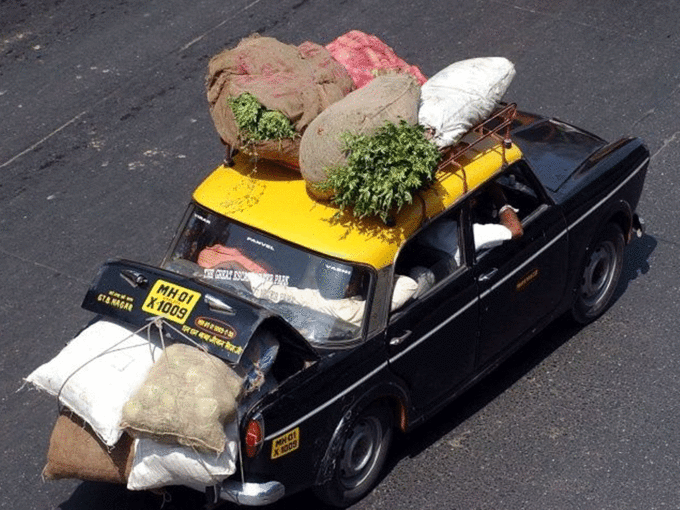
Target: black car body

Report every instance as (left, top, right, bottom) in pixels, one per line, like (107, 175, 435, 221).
(82, 105, 649, 506)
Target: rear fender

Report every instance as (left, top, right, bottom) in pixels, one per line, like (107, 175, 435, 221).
(565, 200, 633, 309)
(315, 381, 409, 486)
(607, 200, 634, 243)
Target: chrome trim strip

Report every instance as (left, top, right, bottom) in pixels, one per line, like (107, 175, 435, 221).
(265, 362, 388, 440)
(567, 157, 649, 232)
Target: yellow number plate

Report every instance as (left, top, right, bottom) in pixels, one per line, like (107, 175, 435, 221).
(142, 280, 201, 325)
(271, 427, 300, 459)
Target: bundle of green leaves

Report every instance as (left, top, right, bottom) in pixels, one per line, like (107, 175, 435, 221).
(229, 93, 296, 142)
(321, 121, 441, 223)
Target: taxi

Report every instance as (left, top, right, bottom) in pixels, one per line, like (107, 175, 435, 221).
(82, 105, 649, 507)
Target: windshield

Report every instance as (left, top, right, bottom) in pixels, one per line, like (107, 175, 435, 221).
(161, 205, 371, 346)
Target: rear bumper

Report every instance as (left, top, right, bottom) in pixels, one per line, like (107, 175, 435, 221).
(218, 479, 285, 506)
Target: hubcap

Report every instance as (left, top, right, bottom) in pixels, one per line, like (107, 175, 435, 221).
(339, 416, 382, 489)
(580, 240, 616, 308)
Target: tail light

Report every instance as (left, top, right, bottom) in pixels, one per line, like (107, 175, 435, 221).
(245, 415, 265, 458)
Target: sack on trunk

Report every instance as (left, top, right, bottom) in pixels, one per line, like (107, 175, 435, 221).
(121, 343, 243, 454)
(127, 423, 238, 491)
(43, 409, 133, 484)
(25, 319, 162, 447)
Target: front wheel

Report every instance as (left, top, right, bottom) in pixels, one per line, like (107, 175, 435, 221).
(314, 402, 393, 508)
(571, 222, 625, 324)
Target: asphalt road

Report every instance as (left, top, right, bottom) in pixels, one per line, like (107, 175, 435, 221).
(1, 1, 679, 509)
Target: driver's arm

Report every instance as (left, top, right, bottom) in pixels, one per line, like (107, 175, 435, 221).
(488, 183, 523, 239)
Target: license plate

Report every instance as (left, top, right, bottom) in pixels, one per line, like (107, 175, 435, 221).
(142, 280, 201, 325)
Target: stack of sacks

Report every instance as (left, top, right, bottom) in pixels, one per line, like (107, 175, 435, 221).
(418, 57, 516, 149)
(122, 343, 243, 490)
(206, 34, 355, 169)
(25, 319, 243, 491)
(326, 30, 427, 88)
(298, 55, 516, 221)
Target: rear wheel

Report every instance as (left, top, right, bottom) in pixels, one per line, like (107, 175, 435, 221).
(571, 223, 624, 324)
(314, 402, 393, 507)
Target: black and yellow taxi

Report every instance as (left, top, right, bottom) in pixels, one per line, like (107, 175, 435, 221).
(83, 106, 649, 507)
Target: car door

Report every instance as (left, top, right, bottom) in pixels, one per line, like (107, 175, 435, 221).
(386, 208, 480, 411)
(471, 161, 569, 367)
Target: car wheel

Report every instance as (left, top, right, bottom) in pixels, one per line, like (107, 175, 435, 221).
(314, 402, 393, 507)
(571, 222, 624, 324)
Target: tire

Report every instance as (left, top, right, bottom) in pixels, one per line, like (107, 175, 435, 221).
(314, 402, 393, 507)
(571, 222, 625, 324)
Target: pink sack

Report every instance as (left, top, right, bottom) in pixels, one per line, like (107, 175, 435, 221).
(326, 30, 427, 88)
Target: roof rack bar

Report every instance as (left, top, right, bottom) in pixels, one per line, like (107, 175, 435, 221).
(437, 103, 517, 172)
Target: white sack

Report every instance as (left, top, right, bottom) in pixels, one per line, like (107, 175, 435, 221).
(418, 57, 515, 148)
(25, 319, 161, 446)
(127, 422, 238, 491)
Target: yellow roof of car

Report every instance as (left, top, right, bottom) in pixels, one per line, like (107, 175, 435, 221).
(193, 136, 522, 269)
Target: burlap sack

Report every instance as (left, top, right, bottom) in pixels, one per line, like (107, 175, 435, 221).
(246, 137, 301, 170)
(299, 74, 420, 198)
(121, 343, 243, 454)
(43, 409, 133, 484)
(207, 35, 354, 167)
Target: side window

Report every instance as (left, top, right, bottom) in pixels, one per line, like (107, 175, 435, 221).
(470, 163, 544, 257)
(392, 209, 465, 309)
(494, 163, 543, 222)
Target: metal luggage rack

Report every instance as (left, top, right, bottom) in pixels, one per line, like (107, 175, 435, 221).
(436, 103, 517, 172)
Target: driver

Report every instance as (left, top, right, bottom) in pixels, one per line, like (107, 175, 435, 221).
(418, 182, 524, 266)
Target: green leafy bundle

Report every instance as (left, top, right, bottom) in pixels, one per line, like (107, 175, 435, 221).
(321, 121, 441, 223)
(229, 93, 296, 142)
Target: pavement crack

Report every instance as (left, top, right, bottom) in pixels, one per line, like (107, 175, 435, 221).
(0, 247, 89, 286)
(651, 131, 680, 160)
(632, 81, 680, 131)
(490, 1, 680, 53)
(179, 0, 264, 52)
(0, 111, 89, 170)
(1, 0, 265, 170)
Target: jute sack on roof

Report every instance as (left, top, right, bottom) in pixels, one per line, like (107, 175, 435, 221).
(206, 34, 355, 168)
(121, 343, 243, 454)
(299, 73, 420, 199)
(43, 409, 133, 484)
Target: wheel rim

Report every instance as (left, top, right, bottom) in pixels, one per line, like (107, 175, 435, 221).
(580, 239, 617, 309)
(339, 416, 382, 490)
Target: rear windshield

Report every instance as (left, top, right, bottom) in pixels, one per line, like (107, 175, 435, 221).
(513, 119, 605, 191)
(161, 205, 371, 346)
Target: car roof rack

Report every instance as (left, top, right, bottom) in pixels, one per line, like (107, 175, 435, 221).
(437, 103, 517, 173)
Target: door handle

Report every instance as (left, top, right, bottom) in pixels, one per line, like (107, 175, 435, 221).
(390, 330, 412, 346)
(479, 268, 498, 282)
